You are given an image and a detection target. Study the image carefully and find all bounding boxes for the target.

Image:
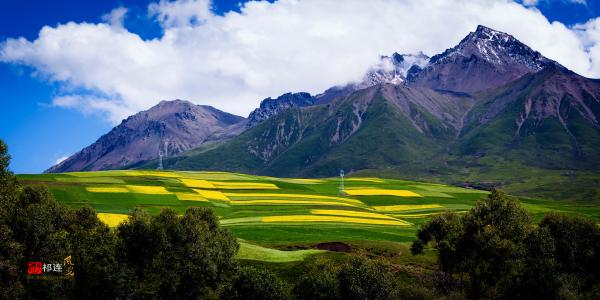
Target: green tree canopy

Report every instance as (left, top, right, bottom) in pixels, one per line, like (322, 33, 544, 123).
(117, 207, 239, 299)
(224, 266, 290, 300)
(412, 189, 600, 299)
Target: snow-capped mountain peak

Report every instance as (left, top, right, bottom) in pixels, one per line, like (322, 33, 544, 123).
(430, 25, 556, 71)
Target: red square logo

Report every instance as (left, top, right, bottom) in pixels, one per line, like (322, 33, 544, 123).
(27, 262, 43, 275)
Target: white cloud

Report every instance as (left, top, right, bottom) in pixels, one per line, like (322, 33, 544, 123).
(52, 95, 132, 124)
(2, 0, 600, 124)
(522, 0, 539, 6)
(149, 0, 212, 28)
(102, 7, 128, 29)
(54, 156, 69, 165)
(522, 0, 587, 6)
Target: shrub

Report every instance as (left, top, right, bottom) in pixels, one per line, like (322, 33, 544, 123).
(224, 266, 290, 300)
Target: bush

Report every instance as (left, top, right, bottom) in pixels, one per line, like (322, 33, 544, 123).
(338, 256, 398, 300)
(225, 266, 290, 300)
(294, 259, 340, 300)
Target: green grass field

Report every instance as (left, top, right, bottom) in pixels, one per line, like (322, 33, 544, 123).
(17, 170, 600, 263)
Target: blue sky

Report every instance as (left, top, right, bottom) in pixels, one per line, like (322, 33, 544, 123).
(1, 0, 599, 174)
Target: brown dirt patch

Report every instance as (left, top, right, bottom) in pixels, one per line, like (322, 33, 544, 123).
(315, 242, 352, 253)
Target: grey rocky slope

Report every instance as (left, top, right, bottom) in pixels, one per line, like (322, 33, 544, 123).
(246, 92, 315, 127)
(46, 100, 244, 172)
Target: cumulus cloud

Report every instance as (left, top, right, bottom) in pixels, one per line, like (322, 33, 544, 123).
(2, 0, 600, 124)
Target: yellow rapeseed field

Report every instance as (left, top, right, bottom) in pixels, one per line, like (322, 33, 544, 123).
(261, 215, 410, 226)
(223, 193, 363, 204)
(210, 181, 279, 190)
(345, 178, 385, 183)
(311, 209, 397, 220)
(193, 189, 230, 201)
(284, 178, 325, 183)
(87, 185, 172, 194)
(372, 204, 443, 212)
(175, 193, 208, 201)
(133, 170, 182, 177)
(275, 178, 326, 184)
(125, 185, 171, 194)
(230, 200, 357, 207)
(97, 213, 129, 227)
(86, 187, 130, 193)
(178, 172, 254, 181)
(344, 189, 422, 197)
(392, 213, 440, 218)
(111, 170, 181, 178)
(179, 178, 216, 189)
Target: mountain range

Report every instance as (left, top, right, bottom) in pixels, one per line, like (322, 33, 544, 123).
(47, 25, 600, 201)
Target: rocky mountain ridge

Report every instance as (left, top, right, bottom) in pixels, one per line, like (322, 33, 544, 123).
(246, 92, 316, 128)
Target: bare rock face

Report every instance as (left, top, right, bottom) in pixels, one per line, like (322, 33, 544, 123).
(409, 25, 561, 93)
(46, 100, 244, 172)
(246, 92, 315, 127)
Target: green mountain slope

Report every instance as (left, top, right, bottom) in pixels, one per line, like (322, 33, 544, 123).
(458, 66, 600, 170)
(154, 84, 471, 176)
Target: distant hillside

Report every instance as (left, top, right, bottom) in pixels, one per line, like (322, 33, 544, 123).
(46, 100, 245, 172)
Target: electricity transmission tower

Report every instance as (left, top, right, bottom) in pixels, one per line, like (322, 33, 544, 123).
(339, 169, 345, 195)
(157, 149, 163, 170)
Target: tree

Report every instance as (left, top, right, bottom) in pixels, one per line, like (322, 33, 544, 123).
(337, 256, 398, 300)
(412, 189, 600, 298)
(515, 226, 560, 299)
(0, 140, 23, 299)
(0, 140, 18, 223)
(294, 259, 340, 300)
(117, 207, 239, 299)
(66, 206, 122, 299)
(412, 212, 463, 273)
(458, 189, 531, 298)
(0, 224, 23, 299)
(540, 213, 600, 294)
(224, 266, 290, 300)
(412, 190, 533, 298)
